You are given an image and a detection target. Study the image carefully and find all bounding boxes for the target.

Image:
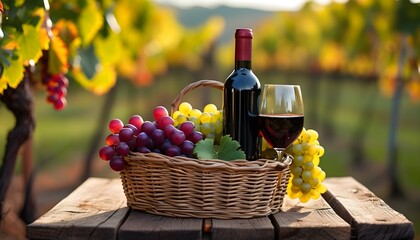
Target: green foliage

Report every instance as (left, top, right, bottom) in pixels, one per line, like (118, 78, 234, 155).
(194, 135, 246, 161)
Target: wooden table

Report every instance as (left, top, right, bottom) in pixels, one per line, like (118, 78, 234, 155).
(27, 177, 414, 240)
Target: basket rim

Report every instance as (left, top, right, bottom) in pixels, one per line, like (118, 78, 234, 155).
(126, 152, 289, 172)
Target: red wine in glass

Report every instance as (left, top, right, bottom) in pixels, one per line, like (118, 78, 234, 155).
(259, 114, 304, 149)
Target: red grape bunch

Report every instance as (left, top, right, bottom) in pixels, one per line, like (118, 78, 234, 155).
(99, 106, 204, 171)
(43, 73, 69, 110)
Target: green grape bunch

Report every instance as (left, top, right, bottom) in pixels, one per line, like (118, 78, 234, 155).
(172, 102, 223, 143)
(285, 128, 327, 203)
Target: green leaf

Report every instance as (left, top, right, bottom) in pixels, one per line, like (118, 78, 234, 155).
(218, 135, 246, 161)
(17, 24, 42, 63)
(193, 135, 245, 161)
(193, 138, 217, 160)
(78, 0, 104, 46)
(0, 55, 24, 94)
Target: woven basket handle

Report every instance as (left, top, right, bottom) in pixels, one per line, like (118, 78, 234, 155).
(170, 80, 224, 114)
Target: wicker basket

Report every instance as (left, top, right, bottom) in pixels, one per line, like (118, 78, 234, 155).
(120, 80, 291, 219)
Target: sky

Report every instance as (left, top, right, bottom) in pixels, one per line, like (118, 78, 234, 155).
(153, 0, 346, 11)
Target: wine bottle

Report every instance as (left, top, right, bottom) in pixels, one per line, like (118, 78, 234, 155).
(223, 28, 261, 160)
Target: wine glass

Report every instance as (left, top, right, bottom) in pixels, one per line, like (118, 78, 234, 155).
(259, 84, 304, 163)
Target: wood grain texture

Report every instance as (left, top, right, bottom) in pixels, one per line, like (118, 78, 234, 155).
(118, 210, 202, 240)
(323, 177, 415, 240)
(211, 216, 275, 240)
(273, 196, 350, 240)
(27, 178, 128, 240)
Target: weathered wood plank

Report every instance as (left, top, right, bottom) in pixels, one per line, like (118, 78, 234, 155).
(323, 177, 415, 240)
(119, 210, 203, 240)
(210, 216, 275, 240)
(272, 195, 350, 239)
(27, 178, 128, 240)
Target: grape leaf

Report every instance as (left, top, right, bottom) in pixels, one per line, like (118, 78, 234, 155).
(193, 138, 217, 160)
(78, 1, 104, 46)
(17, 24, 43, 63)
(194, 135, 245, 161)
(218, 135, 246, 161)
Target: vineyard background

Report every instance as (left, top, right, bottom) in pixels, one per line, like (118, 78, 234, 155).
(0, 0, 419, 239)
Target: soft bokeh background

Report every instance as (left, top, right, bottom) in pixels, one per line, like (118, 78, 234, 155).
(0, 0, 419, 239)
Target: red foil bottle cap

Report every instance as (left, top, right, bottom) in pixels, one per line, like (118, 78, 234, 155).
(235, 28, 253, 61)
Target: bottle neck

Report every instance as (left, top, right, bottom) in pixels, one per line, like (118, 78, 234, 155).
(235, 60, 252, 69)
(234, 32, 252, 70)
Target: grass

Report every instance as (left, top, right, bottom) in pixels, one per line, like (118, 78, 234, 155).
(1, 70, 419, 234)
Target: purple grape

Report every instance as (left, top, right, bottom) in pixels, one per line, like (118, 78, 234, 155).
(128, 115, 144, 130)
(109, 156, 126, 171)
(163, 124, 177, 138)
(150, 129, 165, 146)
(179, 121, 195, 136)
(166, 145, 181, 157)
(109, 119, 124, 134)
(116, 142, 130, 156)
(152, 148, 161, 154)
(141, 121, 156, 136)
(124, 124, 140, 136)
(158, 116, 174, 129)
(171, 130, 186, 146)
(119, 128, 134, 142)
(160, 139, 172, 152)
(99, 146, 115, 160)
(105, 133, 120, 146)
(127, 139, 137, 151)
(145, 138, 155, 149)
(187, 131, 203, 144)
(136, 132, 149, 147)
(180, 140, 194, 156)
(136, 146, 151, 153)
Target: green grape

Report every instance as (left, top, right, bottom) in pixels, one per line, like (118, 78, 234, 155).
(300, 183, 312, 194)
(176, 114, 188, 126)
(206, 133, 216, 140)
(301, 170, 312, 182)
(190, 109, 202, 118)
(292, 144, 303, 154)
(309, 178, 319, 187)
(293, 155, 304, 166)
(210, 113, 219, 123)
(179, 102, 192, 116)
(200, 112, 211, 124)
(303, 161, 314, 171)
(299, 193, 311, 203)
(204, 103, 218, 114)
(172, 111, 182, 120)
(215, 122, 223, 134)
(292, 177, 303, 187)
(310, 189, 321, 199)
(291, 166, 303, 176)
(303, 154, 313, 162)
(200, 122, 212, 135)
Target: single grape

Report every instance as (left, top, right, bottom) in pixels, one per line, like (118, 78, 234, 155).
(116, 142, 130, 156)
(150, 129, 165, 146)
(56, 75, 69, 87)
(303, 161, 314, 171)
(124, 124, 140, 136)
(166, 145, 181, 157)
(129, 115, 144, 130)
(175, 114, 188, 126)
(119, 127, 134, 142)
(109, 119, 124, 134)
(292, 177, 303, 187)
(307, 129, 319, 141)
(215, 122, 223, 134)
(105, 133, 120, 146)
(189, 109, 202, 118)
(99, 146, 115, 161)
(153, 106, 169, 122)
(53, 97, 67, 110)
(160, 139, 173, 153)
(127, 138, 137, 151)
(291, 166, 303, 176)
(54, 86, 67, 97)
(46, 94, 58, 104)
(180, 140, 194, 156)
(301, 170, 312, 183)
(171, 130, 186, 146)
(187, 131, 203, 144)
(203, 103, 218, 114)
(293, 155, 304, 166)
(200, 112, 211, 124)
(300, 182, 312, 194)
(141, 121, 156, 136)
(172, 111, 182, 120)
(136, 132, 149, 147)
(163, 124, 177, 138)
(179, 102, 192, 115)
(200, 123, 211, 135)
(109, 156, 126, 171)
(179, 121, 195, 136)
(158, 116, 174, 130)
(136, 146, 151, 153)
(145, 138, 155, 149)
